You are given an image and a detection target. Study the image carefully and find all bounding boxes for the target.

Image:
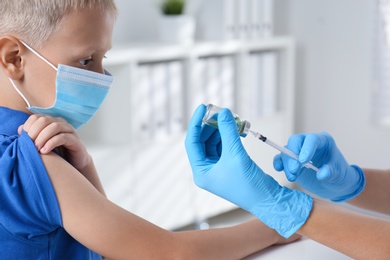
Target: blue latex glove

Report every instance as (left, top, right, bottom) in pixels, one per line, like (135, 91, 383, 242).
(185, 104, 313, 238)
(273, 132, 365, 202)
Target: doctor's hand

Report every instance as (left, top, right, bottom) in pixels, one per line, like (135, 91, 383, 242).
(19, 114, 91, 172)
(185, 104, 313, 238)
(273, 132, 365, 202)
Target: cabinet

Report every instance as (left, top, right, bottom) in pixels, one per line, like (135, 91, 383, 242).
(78, 37, 296, 230)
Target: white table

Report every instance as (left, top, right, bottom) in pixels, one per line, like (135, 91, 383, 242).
(244, 237, 352, 260)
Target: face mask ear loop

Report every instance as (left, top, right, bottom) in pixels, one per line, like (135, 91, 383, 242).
(8, 78, 31, 108)
(11, 40, 58, 109)
(19, 40, 58, 71)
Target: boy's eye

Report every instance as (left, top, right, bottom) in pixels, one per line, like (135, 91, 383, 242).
(79, 58, 93, 66)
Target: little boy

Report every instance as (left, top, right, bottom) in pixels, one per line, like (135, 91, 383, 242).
(0, 1, 298, 259)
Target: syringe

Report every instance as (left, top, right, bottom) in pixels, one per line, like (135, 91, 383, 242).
(250, 130, 320, 172)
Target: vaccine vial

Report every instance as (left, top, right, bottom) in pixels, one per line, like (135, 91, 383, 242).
(202, 104, 251, 137)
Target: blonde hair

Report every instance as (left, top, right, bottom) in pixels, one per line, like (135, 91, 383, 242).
(0, 0, 117, 48)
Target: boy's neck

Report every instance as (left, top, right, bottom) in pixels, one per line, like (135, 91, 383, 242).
(0, 79, 30, 113)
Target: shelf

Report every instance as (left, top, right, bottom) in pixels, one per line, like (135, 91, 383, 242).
(104, 37, 294, 65)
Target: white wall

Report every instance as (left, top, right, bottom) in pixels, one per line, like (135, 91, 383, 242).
(275, 0, 390, 169)
(112, 0, 201, 45)
(111, 0, 390, 169)
(112, 0, 159, 44)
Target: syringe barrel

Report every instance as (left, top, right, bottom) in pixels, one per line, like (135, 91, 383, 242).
(265, 138, 320, 172)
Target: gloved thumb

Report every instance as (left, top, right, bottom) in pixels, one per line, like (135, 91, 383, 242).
(217, 108, 242, 152)
(317, 164, 332, 181)
(185, 104, 207, 161)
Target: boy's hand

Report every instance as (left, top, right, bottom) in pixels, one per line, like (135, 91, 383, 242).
(19, 114, 91, 172)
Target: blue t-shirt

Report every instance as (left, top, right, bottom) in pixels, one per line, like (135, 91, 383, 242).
(0, 107, 101, 259)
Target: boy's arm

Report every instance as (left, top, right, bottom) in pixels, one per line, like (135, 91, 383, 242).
(75, 154, 106, 197)
(41, 152, 299, 259)
(348, 168, 390, 215)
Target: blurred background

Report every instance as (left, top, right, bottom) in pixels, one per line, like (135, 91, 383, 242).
(109, 0, 390, 167)
(78, 0, 390, 235)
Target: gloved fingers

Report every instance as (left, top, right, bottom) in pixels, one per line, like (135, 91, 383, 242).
(287, 156, 301, 173)
(204, 125, 222, 157)
(317, 132, 334, 149)
(286, 134, 306, 157)
(273, 153, 297, 177)
(299, 133, 322, 164)
(286, 134, 305, 151)
(217, 108, 243, 154)
(270, 134, 303, 180)
(216, 138, 222, 156)
(284, 154, 301, 181)
(185, 104, 208, 162)
(273, 154, 300, 182)
(273, 154, 284, 171)
(286, 134, 307, 168)
(316, 164, 332, 181)
(198, 123, 219, 143)
(186, 104, 206, 131)
(278, 134, 304, 176)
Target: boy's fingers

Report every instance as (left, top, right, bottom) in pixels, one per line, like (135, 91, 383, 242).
(39, 135, 65, 154)
(17, 125, 23, 135)
(23, 115, 52, 141)
(21, 115, 74, 151)
(34, 121, 74, 151)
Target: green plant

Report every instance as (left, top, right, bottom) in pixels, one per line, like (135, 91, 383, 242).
(162, 0, 185, 15)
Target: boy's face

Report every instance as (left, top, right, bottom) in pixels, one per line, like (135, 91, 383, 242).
(22, 8, 115, 108)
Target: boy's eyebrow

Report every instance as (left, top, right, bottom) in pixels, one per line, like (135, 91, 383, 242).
(96, 45, 112, 53)
(79, 46, 112, 55)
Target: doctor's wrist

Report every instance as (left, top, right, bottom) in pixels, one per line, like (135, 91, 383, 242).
(331, 165, 366, 203)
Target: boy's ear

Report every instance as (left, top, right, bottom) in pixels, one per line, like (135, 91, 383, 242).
(0, 36, 25, 80)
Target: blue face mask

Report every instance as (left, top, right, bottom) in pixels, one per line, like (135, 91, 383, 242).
(9, 41, 114, 129)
